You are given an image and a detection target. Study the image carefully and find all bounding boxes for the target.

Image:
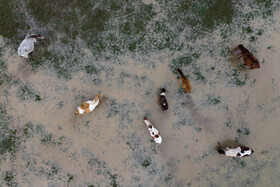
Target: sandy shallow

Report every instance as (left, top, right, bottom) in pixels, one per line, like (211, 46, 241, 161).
(1, 1, 280, 186)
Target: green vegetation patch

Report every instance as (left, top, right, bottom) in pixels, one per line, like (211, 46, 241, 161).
(31, 49, 82, 79)
(0, 103, 16, 156)
(67, 174, 74, 183)
(167, 0, 236, 35)
(256, 0, 276, 18)
(26, 0, 87, 25)
(194, 71, 205, 81)
(237, 128, 250, 136)
(165, 173, 173, 184)
(0, 105, 35, 156)
(106, 99, 135, 127)
(26, 0, 134, 54)
(118, 71, 147, 87)
(85, 65, 100, 75)
(142, 158, 151, 167)
(0, 60, 11, 86)
(207, 96, 221, 105)
(224, 120, 232, 128)
(80, 7, 111, 47)
(17, 84, 42, 101)
(39, 160, 61, 179)
(107, 172, 119, 187)
(195, 0, 235, 30)
(229, 70, 249, 87)
(3, 171, 16, 186)
(0, 0, 29, 40)
(233, 157, 246, 167)
(30, 50, 52, 70)
(0, 129, 18, 155)
(40, 133, 69, 149)
(170, 56, 192, 71)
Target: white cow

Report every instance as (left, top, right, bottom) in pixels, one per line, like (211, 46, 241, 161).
(18, 34, 44, 58)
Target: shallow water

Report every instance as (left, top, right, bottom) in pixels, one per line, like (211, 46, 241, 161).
(1, 0, 280, 186)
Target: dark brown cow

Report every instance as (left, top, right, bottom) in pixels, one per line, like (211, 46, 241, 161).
(237, 45, 260, 69)
(159, 88, 168, 111)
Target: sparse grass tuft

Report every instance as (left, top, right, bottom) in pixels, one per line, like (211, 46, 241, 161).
(208, 96, 221, 105)
(194, 71, 205, 81)
(165, 173, 173, 184)
(17, 84, 42, 101)
(237, 128, 250, 136)
(169, 56, 193, 72)
(85, 65, 99, 75)
(230, 70, 249, 87)
(67, 174, 74, 183)
(0, 129, 18, 155)
(107, 172, 119, 187)
(4, 171, 16, 186)
(142, 158, 151, 167)
(233, 157, 247, 167)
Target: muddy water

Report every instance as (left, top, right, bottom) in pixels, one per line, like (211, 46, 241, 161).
(1, 2, 280, 187)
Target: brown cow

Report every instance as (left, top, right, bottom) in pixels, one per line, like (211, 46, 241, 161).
(237, 45, 260, 69)
(177, 69, 191, 93)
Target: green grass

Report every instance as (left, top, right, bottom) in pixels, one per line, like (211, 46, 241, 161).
(194, 71, 205, 81)
(0, 129, 18, 155)
(40, 133, 53, 144)
(0, 0, 29, 41)
(0, 106, 34, 156)
(142, 158, 151, 167)
(26, 0, 88, 24)
(233, 157, 247, 167)
(196, 0, 235, 30)
(80, 7, 111, 45)
(224, 120, 232, 128)
(67, 174, 74, 183)
(4, 171, 16, 186)
(208, 96, 221, 105)
(237, 128, 250, 136)
(256, 0, 275, 18)
(23, 122, 34, 136)
(165, 173, 173, 184)
(30, 50, 52, 69)
(0, 104, 18, 156)
(169, 56, 193, 72)
(230, 70, 249, 87)
(17, 84, 42, 101)
(107, 172, 119, 187)
(0, 60, 11, 86)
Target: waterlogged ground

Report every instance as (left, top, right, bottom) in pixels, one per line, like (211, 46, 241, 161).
(1, 0, 280, 186)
